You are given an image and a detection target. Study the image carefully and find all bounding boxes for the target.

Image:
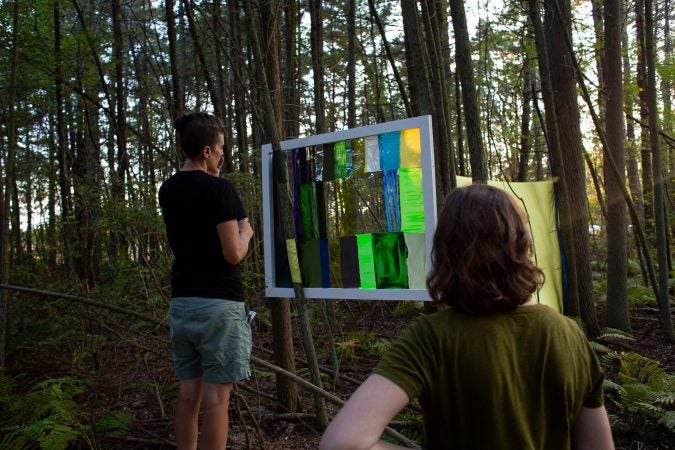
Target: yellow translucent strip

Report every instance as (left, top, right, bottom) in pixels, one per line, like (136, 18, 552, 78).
(286, 239, 302, 284)
(400, 128, 421, 168)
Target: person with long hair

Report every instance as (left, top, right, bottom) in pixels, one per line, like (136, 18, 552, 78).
(320, 184, 613, 450)
(159, 112, 254, 450)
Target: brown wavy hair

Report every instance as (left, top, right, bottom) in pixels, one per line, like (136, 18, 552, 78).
(174, 112, 224, 159)
(426, 184, 543, 315)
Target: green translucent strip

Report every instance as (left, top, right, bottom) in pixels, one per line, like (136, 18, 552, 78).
(399, 168, 425, 232)
(373, 232, 408, 288)
(356, 233, 376, 289)
(404, 233, 426, 289)
(299, 182, 319, 240)
(334, 140, 347, 179)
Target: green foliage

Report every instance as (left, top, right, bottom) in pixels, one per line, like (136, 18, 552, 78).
(601, 352, 675, 433)
(589, 327, 634, 353)
(336, 331, 391, 361)
(95, 411, 133, 437)
(0, 370, 93, 449)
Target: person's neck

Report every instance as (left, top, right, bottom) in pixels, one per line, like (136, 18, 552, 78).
(181, 158, 206, 172)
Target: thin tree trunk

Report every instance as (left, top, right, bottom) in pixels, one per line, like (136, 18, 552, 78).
(368, 0, 412, 118)
(0, 0, 20, 366)
(518, 59, 532, 182)
(112, 0, 129, 258)
(529, 0, 583, 326)
(645, 0, 675, 341)
(243, 0, 301, 415)
(347, 0, 357, 128)
(448, 0, 487, 181)
(310, 0, 326, 133)
(636, 0, 654, 228)
(604, 0, 630, 331)
(165, 0, 184, 119)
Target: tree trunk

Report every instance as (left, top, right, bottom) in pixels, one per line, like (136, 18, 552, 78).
(604, 0, 630, 331)
(368, 0, 412, 118)
(347, 0, 357, 128)
(0, 0, 19, 366)
(112, 0, 129, 258)
(310, 0, 326, 133)
(645, 0, 675, 341)
(54, 0, 74, 274)
(283, 0, 299, 139)
(544, 0, 598, 333)
(165, 0, 184, 119)
(528, 0, 582, 324)
(518, 59, 532, 182)
(636, 0, 654, 228)
(448, 0, 487, 182)
(623, 0, 648, 285)
(244, 0, 300, 414)
(421, 0, 454, 194)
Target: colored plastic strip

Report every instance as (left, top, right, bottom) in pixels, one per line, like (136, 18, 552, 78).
(365, 136, 380, 173)
(335, 140, 347, 179)
(320, 238, 331, 288)
(286, 239, 302, 284)
(339, 236, 360, 288)
(356, 233, 376, 289)
(383, 170, 401, 232)
(399, 167, 425, 233)
(400, 128, 422, 168)
(373, 232, 409, 289)
(378, 131, 400, 171)
(404, 233, 426, 289)
(351, 137, 365, 174)
(300, 239, 323, 287)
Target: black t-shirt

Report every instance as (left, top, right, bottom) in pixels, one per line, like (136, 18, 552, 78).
(158, 170, 247, 301)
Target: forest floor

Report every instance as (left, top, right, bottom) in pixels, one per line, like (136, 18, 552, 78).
(6, 298, 675, 450)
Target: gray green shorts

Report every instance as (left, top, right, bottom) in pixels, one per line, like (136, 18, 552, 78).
(169, 297, 252, 384)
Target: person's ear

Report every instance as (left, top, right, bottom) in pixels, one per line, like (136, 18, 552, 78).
(201, 146, 211, 159)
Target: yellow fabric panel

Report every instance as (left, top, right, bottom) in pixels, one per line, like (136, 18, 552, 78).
(286, 239, 302, 284)
(455, 176, 563, 312)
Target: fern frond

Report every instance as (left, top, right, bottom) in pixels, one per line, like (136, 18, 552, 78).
(658, 410, 675, 432)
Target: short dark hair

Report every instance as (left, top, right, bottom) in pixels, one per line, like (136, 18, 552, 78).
(174, 112, 225, 159)
(426, 184, 544, 315)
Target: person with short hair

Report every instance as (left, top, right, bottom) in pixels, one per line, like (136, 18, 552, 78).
(320, 184, 614, 450)
(159, 111, 254, 450)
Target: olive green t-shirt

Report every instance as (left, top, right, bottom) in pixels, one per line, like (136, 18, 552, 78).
(373, 304, 604, 450)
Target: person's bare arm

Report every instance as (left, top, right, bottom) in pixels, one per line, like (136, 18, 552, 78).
(319, 374, 414, 450)
(571, 406, 615, 450)
(217, 219, 253, 265)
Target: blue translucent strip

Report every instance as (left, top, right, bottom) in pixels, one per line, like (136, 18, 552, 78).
(383, 170, 401, 232)
(378, 131, 400, 171)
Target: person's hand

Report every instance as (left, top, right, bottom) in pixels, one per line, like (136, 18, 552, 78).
(238, 217, 254, 241)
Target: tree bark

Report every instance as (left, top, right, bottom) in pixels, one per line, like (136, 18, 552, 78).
(604, 0, 630, 331)
(448, 0, 487, 182)
(544, 0, 598, 333)
(165, 0, 184, 119)
(636, 0, 654, 228)
(528, 0, 582, 326)
(645, 0, 675, 341)
(0, 0, 20, 366)
(243, 0, 300, 414)
(310, 0, 326, 133)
